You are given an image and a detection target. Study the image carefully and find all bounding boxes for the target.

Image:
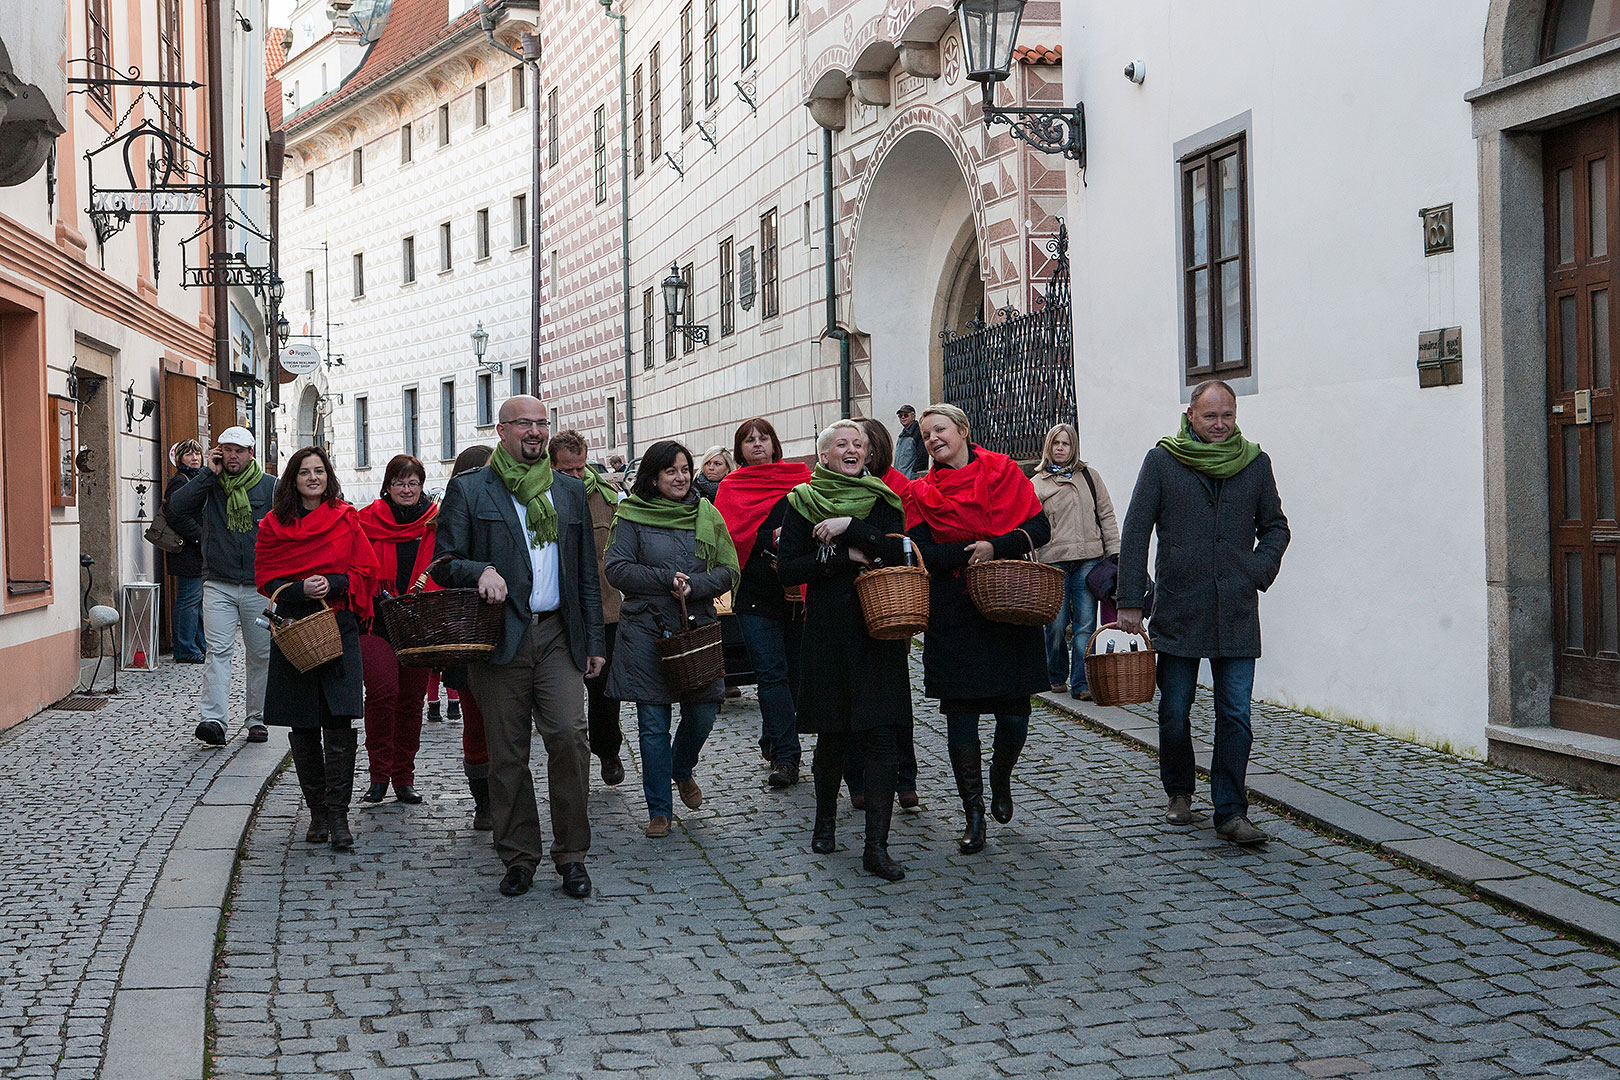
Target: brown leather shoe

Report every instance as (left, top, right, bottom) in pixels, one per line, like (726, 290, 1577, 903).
(676, 778, 703, 810)
(644, 816, 671, 838)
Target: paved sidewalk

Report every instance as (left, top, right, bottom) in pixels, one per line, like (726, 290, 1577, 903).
(0, 659, 283, 1080)
(1040, 687, 1620, 947)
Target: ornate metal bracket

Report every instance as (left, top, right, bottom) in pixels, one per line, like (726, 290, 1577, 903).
(676, 323, 710, 344)
(979, 84, 1085, 166)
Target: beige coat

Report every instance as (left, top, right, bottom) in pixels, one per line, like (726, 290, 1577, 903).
(1033, 464, 1120, 563)
(588, 489, 623, 624)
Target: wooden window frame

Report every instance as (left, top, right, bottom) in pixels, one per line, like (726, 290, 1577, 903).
(438, 103, 451, 147)
(0, 281, 52, 608)
(650, 45, 663, 162)
(474, 82, 488, 129)
(475, 207, 491, 261)
(720, 236, 735, 337)
(704, 0, 719, 108)
(643, 287, 655, 370)
(1543, 0, 1620, 60)
(86, 0, 114, 113)
(476, 372, 495, 427)
(760, 208, 779, 320)
(511, 65, 526, 111)
(157, 0, 185, 147)
(741, 0, 758, 71)
(680, 4, 694, 130)
(512, 193, 529, 249)
(50, 396, 76, 507)
(1174, 115, 1257, 397)
(633, 66, 645, 177)
(594, 107, 608, 205)
(440, 380, 457, 462)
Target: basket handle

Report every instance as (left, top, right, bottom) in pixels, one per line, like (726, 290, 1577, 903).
(1015, 527, 1039, 562)
(411, 555, 453, 594)
(883, 533, 925, 571)
(677, 591, 690, 627)
(1084, 621, 1153, 656)
(268, 579, 331, 614)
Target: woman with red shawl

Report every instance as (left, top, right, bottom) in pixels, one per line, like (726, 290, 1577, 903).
(255, 446, 380, 852)
(356, 454, 439, 807)
(714, 417, 811, 787)
(904, 404, 1050, 855)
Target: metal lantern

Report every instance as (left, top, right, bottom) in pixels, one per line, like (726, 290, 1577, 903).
(269, 274, 286, 304)
(276, 310, 290, 347)
(471, 321, 490, 361)
(955, 0, 1025, 84)
(121, 579, 161, 670)
(661, 263, 688, 319)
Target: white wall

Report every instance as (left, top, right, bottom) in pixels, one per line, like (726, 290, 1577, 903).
(1065, 1, 1492, 752)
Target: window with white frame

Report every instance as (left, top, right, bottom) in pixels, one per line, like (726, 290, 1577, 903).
(440, 380, 457, 461)
(439, 221, 453, 272)
(438, 102, 451, 146)
(402, 387, 419, 457)
(352, 252, 365, 297)
(477, 372, 494, 426)
(354, 396, 370, 468)
(402, 235, 415, 284)
(510, 363, 528, 397)
(476, 208, 491, 260)
(512, 194, 529, 248)
(593, 106, 607, 204)
(351, 146, 363, 186)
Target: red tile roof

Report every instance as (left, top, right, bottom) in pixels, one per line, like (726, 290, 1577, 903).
(265, 28, 287, 130)
(1014, 44, 1061, 64)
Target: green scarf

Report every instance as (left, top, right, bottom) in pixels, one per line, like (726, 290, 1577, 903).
(490, 444, 558, 547)
(218, 460, 265, 533)
(611, 494, 740, 579)
(786, 464, 902, 523)
(581, 466, 621, 506)
(1157, 415, 1261, 479)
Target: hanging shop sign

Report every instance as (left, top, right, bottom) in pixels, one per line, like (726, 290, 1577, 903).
(278, 344, 322, 376)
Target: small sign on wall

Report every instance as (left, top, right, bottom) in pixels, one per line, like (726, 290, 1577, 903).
(1418, 326, 1463, 387)
(1419, 204, 1454, 256)
(50, 396, 76, 506)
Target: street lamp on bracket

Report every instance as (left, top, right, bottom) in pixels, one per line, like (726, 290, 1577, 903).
(661, 263, 709, 344)
(955, 0, 1085, 165)
(471, 320, 503, 374)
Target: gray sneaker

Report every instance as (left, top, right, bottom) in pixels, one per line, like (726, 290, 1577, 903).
(1215, 815, 1268, 845)
(1165, 794, 1195, 825)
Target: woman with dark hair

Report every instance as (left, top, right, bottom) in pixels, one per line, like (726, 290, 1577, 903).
(714, 417, 811, 786)
(905, 403, 1050, 855)
(163, 439, 208, 662)
(605, 440, 739, 837)
(444, 444, 494, 829)
(255, 446, 379, 851)
(357, 454, 439, 805)
(778, 421, 911, 880)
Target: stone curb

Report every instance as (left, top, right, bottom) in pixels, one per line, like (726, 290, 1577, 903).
(101, 733, 288, 1080)
(1037, 690, 1620, 951)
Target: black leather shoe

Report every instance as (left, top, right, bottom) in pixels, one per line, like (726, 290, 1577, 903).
(394, 783, 423, 804)
(194, 721, 227, 746)
(558, 862, 591, 898)
(246, 723, 269, 744)
(600, 756, 625, 786)
(767, 762, 800, 788)
(864, 846, 906, 881)
(361, 782, 388, 804)
(499, 865, 534, 896)
(811, 815, 837, 854)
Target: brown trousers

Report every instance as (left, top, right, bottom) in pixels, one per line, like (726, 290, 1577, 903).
(469, 615, 591, 870)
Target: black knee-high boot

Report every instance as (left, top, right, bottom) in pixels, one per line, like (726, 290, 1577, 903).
(289, 729, 328, 843)
(861, 756, 903, 881)
(948, 745, 986, 854)
(989, 717, 1029, 825)
(323, 727, 357, 851)
(810, 738, 842, 854)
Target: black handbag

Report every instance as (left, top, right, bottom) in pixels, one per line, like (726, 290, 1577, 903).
(1076, 468, 1154, 609)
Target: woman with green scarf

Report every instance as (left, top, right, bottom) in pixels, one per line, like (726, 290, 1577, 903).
(777, 420, 912, 882)
(604, 440, 740, 839)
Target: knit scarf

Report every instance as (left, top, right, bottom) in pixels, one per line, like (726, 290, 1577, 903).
(357, 498, 439, 599)
(714, 460, 812, 562)
(904, 446, 1045, 543)
(1157, 415, 1261, 479)
(611, 494, 740, 579)
(490, 444, 557, 547)
(254, 500, 381, 620)
(218, 460, 265, 533)
(581, 466, 620, 506)
(786, 464, 902, 524)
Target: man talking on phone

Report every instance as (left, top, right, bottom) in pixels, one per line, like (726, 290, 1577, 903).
(168, 427, 278, 746)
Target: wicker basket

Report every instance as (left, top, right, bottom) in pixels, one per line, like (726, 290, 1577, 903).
(855, 535, 930, 640)
(965, 529, 1065, 625)
(1083, 623, 1157, 706)
(377, 557, 505, 669)
(267, 582, 344, 674)
(658, 595, 725, 695)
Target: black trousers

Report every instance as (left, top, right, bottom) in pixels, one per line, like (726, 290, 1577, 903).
(843, 720, 917, 795)
(585, 622, 622, 760)
(816, 725, 899, 812)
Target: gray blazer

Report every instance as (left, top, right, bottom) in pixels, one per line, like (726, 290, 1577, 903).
(431, 465, 605, 669)
(1117, 447, 1290, 659)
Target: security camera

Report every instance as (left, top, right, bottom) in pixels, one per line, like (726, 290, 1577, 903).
(1123, 61, 1146, 84)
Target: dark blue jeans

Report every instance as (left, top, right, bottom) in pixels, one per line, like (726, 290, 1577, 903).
(1045, 557, 1101, 689)
(635, 701, 717, 819)
(739, 613, 801, 767)
(1156, 654, 1256, 826)
(172, 575, 205, 660)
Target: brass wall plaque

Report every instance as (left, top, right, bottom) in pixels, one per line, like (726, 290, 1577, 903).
(1418, 326, 1463, 388)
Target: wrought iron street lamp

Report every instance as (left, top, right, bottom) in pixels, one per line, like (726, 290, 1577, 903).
(471, 320, 502, 374)
(955, 0, 1085, 165)
(661, 263, 709, 344)
(276, 310, 290, 348)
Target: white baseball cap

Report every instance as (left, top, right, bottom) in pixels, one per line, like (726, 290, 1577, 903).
(216, 426, 255, 448)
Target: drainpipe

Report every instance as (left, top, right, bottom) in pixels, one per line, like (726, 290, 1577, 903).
(205, 0, 230, 381)
(479, 3, 543, 375)
(266, 129, 285, 464)
(602, 0, 634, 456)
(823, 126, 851, 418)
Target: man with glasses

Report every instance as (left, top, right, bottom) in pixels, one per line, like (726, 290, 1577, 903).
(433, 396, 606, 899)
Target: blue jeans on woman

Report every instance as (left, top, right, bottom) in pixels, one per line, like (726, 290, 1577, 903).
(1045, 557, 1101, 691)
(738, 613, 801, 767)
(636, 701, 718, 819)
(172, 575, 205, 661)
(1156, 654, 1256, 826)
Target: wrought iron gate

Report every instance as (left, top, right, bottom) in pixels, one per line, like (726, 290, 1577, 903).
(941, 224, 1075, 462)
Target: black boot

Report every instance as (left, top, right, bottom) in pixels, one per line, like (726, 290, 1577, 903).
(426, 700, 442, 723)
(446, 698, 461, 721)
(989, 722, 1028, 825)
(324, 727, 358, 851)
(948, 746, 986, 854)
(468, 775, 493, 831)
(289, 729, 328, 843)
(811, 757, 841, 855)
(862, 759, 904, 881)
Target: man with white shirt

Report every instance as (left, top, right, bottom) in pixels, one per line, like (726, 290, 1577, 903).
(433, 395, 605, 899)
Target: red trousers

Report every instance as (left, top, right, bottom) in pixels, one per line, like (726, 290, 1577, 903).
(460, 687, 489, 772)
(359, 633, 431, 785)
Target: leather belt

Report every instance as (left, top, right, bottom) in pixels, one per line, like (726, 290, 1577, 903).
(531, 608, 558, 623)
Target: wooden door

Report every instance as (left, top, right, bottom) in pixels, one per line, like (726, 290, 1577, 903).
(1546, 111, 1620, 735)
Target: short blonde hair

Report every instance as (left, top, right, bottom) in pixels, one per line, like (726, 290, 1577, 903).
(919, 403, 971, 442)
(699, 446, 733, 472)
(1039, 423, 1080, 470)
(815, 419, 866, 456)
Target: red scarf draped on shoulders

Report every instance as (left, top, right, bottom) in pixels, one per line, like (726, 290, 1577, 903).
(255, 500, 382, 620)
(881, 467, 911, 500)
(358, 498, 441, 603)
(714, 460, 812, 563)
(903, 446, 1044, 543)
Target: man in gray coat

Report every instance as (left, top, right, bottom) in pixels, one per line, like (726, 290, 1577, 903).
(433, 396, 605, 900)
(1117, 381, 1290, 845)
(893, 405, 927, 479)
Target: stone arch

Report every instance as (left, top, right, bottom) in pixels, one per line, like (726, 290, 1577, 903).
(295, 384, 324, 450)
(1484, 0, 1552, 80)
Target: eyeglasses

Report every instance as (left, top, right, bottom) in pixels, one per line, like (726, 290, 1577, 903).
(501, 418, 550, 431)
(388, 479, 423, 490)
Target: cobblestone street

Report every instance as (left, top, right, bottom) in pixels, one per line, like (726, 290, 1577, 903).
(211, 671, 1620, 1080)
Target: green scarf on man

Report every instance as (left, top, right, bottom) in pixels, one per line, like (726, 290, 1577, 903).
(1157, 415, 1261, 480)
(580, 466, 621, 506)
(611, 494, 740, 579)
(218, 460, 265, 533)
(490, 444, 558, 547)
(786, 464, 902, 523)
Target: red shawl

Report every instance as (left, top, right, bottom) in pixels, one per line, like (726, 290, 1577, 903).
(882, 467, 911, 500)
(904, 447, 1044, 543)
(715, 460, 812, 564)
(358, 498, 440, 601)
(255, 500, 382, 620)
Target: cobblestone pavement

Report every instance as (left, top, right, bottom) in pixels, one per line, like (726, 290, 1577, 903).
(1116, 693, 1620, 906)
(0, 659, 266, 1080)
(215, 672, 1620, 1080)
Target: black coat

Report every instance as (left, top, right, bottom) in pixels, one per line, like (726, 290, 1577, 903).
(908, 508, 1052, 706)
(262, 574, 364, 726)
(167, 467, 277, 585)
(1117, 447, 1290, 659)
(162, 467, 206, 578)
(733, 496, 797, 621)
(778, 500, 911, 733)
